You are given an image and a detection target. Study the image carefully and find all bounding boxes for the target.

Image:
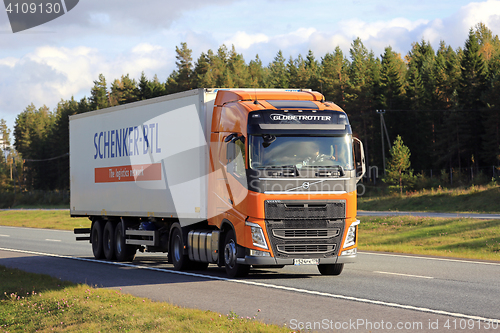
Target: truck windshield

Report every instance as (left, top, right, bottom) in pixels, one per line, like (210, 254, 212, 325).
(249, 135, 353, 170)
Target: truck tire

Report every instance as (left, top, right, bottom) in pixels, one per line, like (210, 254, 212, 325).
(103, 221, 116, 260)
(114, 223, 136, 262)
(318, 263, 344, 276)
(224, 229, 250, 278)
(170, 227, 191, 270)
(91, 220, 104, 259)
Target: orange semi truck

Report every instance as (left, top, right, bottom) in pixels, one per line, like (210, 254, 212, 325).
(71, 88, 365, 278)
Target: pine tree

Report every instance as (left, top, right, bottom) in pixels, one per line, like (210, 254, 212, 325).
(305, 50, 320, 91)
(90, 74, 109, 110)
(213, 45, 231, 87)
(13, 104, 55, 190)
(138, 72, 152, 100)
(268, 50, 289, 88)
(175, 42, 194, 91)
(460, 29, 488, 110)
(288, 54, 308, 88)
(475, 22, 500, 63)
(193, 51, 215, 88)
(150, 75, 166, 97)
(458, 29, 489, 171)
(383, 135, 415, 195)
(481, 41, 500, 166)
(0, 118, 11, 188)
(248, 55, 268, 87)
(228, 45, 250, 88)
(378, 46, 406, 110)
(346, 39, 379, 171)
(109, 74, 140, 105)
(321, 46, 348, 107)
(0, 119, 11, 151)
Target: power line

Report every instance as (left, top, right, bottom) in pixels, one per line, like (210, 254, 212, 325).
(23, 153, 69, 162)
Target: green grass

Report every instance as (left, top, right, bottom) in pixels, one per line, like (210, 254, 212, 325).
(358, 216, 500, 261)
(0, 266, 289, 332)
(0, 210, 89, 230)
(358, 185, 500, 213)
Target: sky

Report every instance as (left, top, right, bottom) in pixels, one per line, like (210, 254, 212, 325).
(1, 0, 500, 138)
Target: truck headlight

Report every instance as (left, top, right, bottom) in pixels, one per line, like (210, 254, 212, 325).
(343, 220, 360, 249)
(245, 221, 268, 249)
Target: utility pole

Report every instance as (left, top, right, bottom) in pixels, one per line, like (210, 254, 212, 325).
(377, 110, 391, 175)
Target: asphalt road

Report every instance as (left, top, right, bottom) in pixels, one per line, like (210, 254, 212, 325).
(1, 225, 499, 332)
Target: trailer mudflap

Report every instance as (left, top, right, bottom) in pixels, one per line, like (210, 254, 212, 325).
(74, 228, 91, 241)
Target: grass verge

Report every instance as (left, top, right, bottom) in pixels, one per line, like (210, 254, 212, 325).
(358, 185, 500, 213)
(0, 265, 289, 332)
(0, 210, 89, 231)
(358, 216, 500, 261)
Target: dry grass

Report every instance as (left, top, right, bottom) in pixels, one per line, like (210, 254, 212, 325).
(0, 266, 290, 332)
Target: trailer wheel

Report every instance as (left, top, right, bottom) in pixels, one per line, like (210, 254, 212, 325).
(91, 220, 104, 259)
(224, 230, 250, 278)
(114, 223, 136, 262)
(171, 227, 191, 270)
(318, 263, 344, 276)
(103, 221, 116, 260)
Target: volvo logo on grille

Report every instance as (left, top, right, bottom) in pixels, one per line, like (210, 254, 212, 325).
(302, 182, 310, 189)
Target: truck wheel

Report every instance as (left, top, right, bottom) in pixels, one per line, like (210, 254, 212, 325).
(103, 221, 116, 260)
(170, 227, 191, 270)
(318, 263, 344, 276)
(224, 230, 250, 278)
(91, 220, 104, 259)
(114, 223, 136, 262)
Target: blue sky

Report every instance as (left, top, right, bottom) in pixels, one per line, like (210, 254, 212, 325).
(1, 0, 499, 136)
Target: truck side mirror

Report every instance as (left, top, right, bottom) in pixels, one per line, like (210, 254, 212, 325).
(226, 141, 236, 162)
(353, 137, 365, 183)
(226, 133, 245, 163)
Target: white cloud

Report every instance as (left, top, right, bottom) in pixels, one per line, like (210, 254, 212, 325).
(0, 43, 173, 130)
(273, 28, 317, 50)
(459, 0, 500, 30)
(224, 31, 269, 50)
(245, 0, 500, 59)
(0, 57, 19, 68)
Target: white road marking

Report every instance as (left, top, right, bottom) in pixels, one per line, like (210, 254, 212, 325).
(374, 271, 434, 279)
(360, 251, 500, 266)
(45, 239, 62, 242)
(0, 247, 498, 323)
(0, 234, 10, 237)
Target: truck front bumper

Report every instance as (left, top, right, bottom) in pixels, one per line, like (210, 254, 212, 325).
(237, 249, 357, 266)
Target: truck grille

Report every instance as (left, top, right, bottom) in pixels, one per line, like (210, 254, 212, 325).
(273, 229, 340, 239)
(264, 200, 345, 259)
(277, 244, 336, 254)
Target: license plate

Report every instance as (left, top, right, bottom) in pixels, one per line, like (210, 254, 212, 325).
(294, 258, 319, 265)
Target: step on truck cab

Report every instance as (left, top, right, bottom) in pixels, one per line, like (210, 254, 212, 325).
(72, 88, 365, 278)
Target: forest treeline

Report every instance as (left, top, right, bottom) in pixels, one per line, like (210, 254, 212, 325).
(1, 23, 499, 191)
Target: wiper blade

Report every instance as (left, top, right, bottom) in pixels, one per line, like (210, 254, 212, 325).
(264, 165, 299, 177)
(303, 165, 344, 177)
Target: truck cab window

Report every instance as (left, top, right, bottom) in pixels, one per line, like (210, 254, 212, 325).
(224, 134, 246, 179)
(229, 138, 246, 178)
(249, 135, 353, 171)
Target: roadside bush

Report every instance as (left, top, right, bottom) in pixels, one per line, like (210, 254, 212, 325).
(0, 190, 69, 208)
